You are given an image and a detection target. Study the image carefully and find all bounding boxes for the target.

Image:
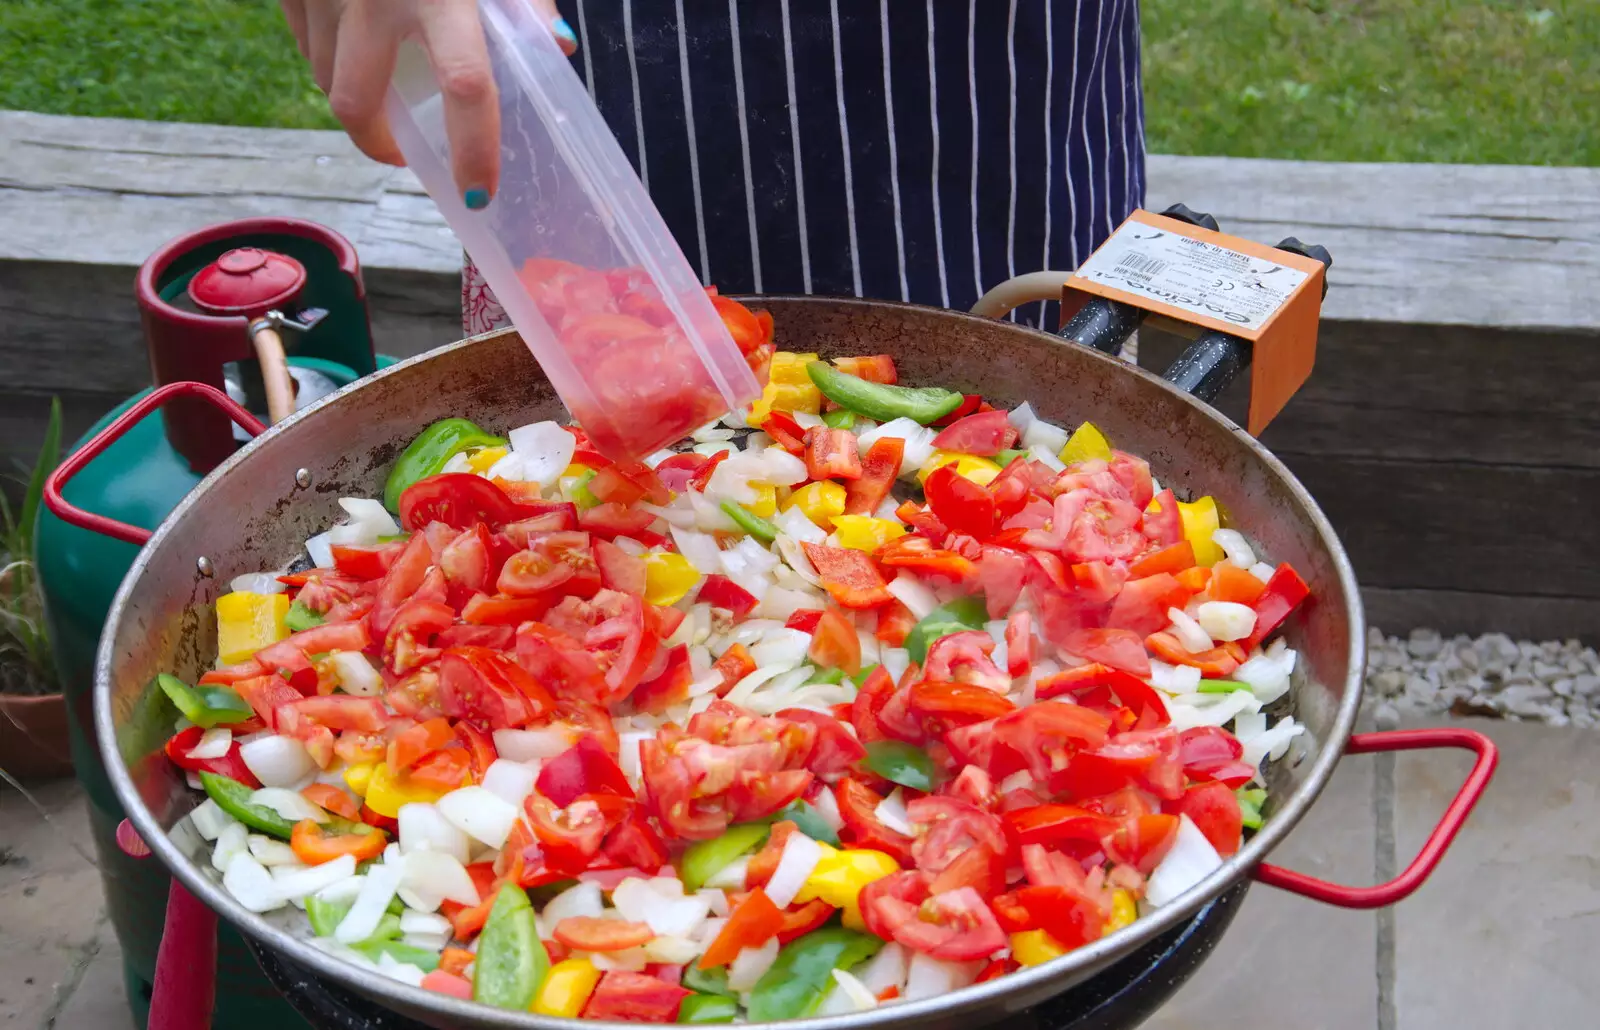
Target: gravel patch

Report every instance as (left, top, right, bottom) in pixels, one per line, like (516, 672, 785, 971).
(1365, 628, 1600, 728)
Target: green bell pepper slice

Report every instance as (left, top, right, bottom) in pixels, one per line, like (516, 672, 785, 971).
(1237, 787, 1268, 830)
(903, 595, 989, 664)
(305, 894, 354, 938)
(862, 740, 934, 792)
(681, 964, 735, 999)
(746, 927, 883, 1021)
(810, 666, 846, 686)
(383, 418, 506, 511)
(157, 674, 254, 729)
(820, 408, 857, 430)
(351, 938, 441, 972)
(770, 799, 839, 846)
(569, 467, 602, 510)
(850, 664, 880, 688)
(680, 822, 770, 891)
(807, 362, 964, 426)
(719, 499, 779, 543)
(284, 598, 325, 632)
(996, 448, 1030, 466)
(678, 993, 739, 1023)
(1196, 679, 1252, 694)
(199, 772, 296, 838)
(473, 885, 546, 1010)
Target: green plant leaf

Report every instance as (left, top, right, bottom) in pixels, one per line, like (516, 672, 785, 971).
(18, 397, 63, 557)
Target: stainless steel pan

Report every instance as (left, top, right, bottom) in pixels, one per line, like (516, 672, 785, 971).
(64, 297, 1495, 1029)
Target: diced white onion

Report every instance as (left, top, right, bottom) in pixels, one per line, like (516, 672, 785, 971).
(229, 573, 285, 595)
(812, 785, 844, 832)
(774, 508, 828, 545)
(764, 833, 824, 909)
(223, 852, 286, 913)
(1028, 445, 1067, 474)
(239, 737, 318, 789)
(507, 421, 577, 488)
(335, 862, 403, 943)
(1145, 815, 1224, 908)
(1249, 561, 1276, 584)
(1165, 690, 1260, 732)
(757, 586, 823, 622)
(886, 572, 939, 619)
(397, 803, 472, 865)
(1211, 528, 1257, 569)
(273, 854, 358, 899)
(187, 727, 233, 761)
(749, 629, 814, 670)
(190, 799, 236, 842)
(827, 968, 880, 1013)
(331, 652, 383, 696)
(436, 787, 519, 850)
(1022, 417, 1070, 456)
(880, 647, 910, 685)
(703, 856, 749, 891)
(400, 910, 453, 936)
(1242, 717, 1305, 776)
(875, 788, 915, 837)
(480, 759, 538, 808)
(542, 881, 606, 925)
(304, 531, 335, 569)
(493, 726, 574, 762)
(671, 526, 725, 576)
(401, 932, 451, 953)
(1235, 647, 1297, 705)
(1196, 601, 1257, 642)
(1007, 401, 1036, 433)
(316, 875, 367, 906)
(210, 822, 248, 872)
(248, 834, 300, 867)
(248, 786, 329, 824)
(398, 850, 480, 909)
(1166, 607, 1215, 653)
(903, 952, 981, 1001)
(758, 448, 809, 487)
(858, 941, 909, 996)
(727, 937, 782, 992)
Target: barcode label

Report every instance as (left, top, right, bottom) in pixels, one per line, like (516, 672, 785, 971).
(1113, 252, 1167, 279)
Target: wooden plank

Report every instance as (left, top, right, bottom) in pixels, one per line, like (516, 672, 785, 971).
(1145, 154, 1600, 332)
(1361, 587, 1600, 644)
(1278, 454, 1600, 600)
(0, 261, 151, 395)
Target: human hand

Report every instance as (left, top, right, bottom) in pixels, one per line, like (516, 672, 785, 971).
(280, 0, 578, 208)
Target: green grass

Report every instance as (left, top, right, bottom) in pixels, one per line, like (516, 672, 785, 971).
(1143, 0, 1598, 165)
(1, 0, 1595, 166)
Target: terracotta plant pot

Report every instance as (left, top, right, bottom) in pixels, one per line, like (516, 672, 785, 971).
(0, 691, 74, 780)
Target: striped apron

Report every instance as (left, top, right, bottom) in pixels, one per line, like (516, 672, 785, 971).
(463, 0, 1144, 338)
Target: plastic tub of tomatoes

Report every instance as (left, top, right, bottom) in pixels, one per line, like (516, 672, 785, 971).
(69, 292, 1498, 1030)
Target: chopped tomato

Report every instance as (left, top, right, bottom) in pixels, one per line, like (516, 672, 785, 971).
(370, 533, 434, 636)
(498, 531, 601, 600)
(460, 593, 552, 625)
(300, 783, 359, 821)
(583, 590, 660, 704)
(930, 393, 983, 427)
(163, 727, 259, 786)
(835, 776, 915, 866)
(832, 354, 897, 384)
(1210, 563, 1268, 606)
(875, 600, 916, 647)
(330, 541, 403, 581)
(711, 642, 757, 694)
(1063, 628, 1152, 678)
(699, 889, 785, 968)
(806, 427, 864, 480)
(1129, 539, 1197, 578)
(1102, 813, 1180, 874)
(536, 736, 634, 807)
(588, 461, 670, 507)
(553, 916, 654, 952)
(859, 875, 1006, 961)
(923, 630, 1010, 691)
(906, 795, 1009, 877)
(632, 644, 695, 715)
(1055, 732, 1185, 802)
(578, 502, 658, 540)
(1142, 489, 1184, 549)
(785, 609, 824, 633)
(807, 609, 862, 674)
(406, 746, 472, 791)
(437, 645, 556, 729)
(991, 884, 1105, 949)
(1171, 780, 1244, 856)
(595, 538, 649, 596)
(875, 535, 978, 582)
(924, 465, 998, 541)
(845, 436, 905, 516)
(1105, 573, 1191, 638)
(399, 473, 523, 531)
(776, 708, 867, 777)
(697, 574, 758, 617)
(1005, 610, 1034, 677)
(515, 622, 609, 703)
(930, 409, 1017, 457)
(909, 680, 1016, 732)
(653, 452, 714, 494)
(382, 599, 454, 675)
(1035, 663, 1168, 723)
(1004, 804, 1119, 850)
(455, 720, 497, 778)
(850, 666, 897, 744)
(602, 808, 671, 873)
(1176, 726, 1246, 781)
(1145, 632, 1242, 678)
(800, 543, 895, 608)
(420, 970, 473, 1000)
(527, 792, 632, 872)
(387, 717, 455, 772)
(582, 971, 690, 1023)
(1175, 565, 1212, 594)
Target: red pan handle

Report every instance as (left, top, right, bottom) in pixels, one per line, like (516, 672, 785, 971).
(115, 819, 218, 1030)
(1252, 727, 1497, 909)
(43, 382, 265, 546)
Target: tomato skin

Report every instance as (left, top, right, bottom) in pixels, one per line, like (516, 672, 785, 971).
(1176, 726, 1245, 780)
(875, 600, 916, 647)
(776, 708, 867, 777)
(578, 502, 658, 540)
(400, 473, 524, 531)
(370, 533, 433, 637)
(1170, 780, 1244, 856)
(1036, 663, 1168, 724)
(930, 409, 1017, 457)
(845, 437, 905, 516)
(875, 536, 978, 582)
(1004, 804, 1120, 850)
(924, 465, 999, 541)
(909, 680, 1016, 732)
(582, 971, 691, 1023)
(1246, 564, 1311, 649)
(439, 523, 495, 608)
(1055, 733, 1185, 803)
(583, 590, 660, 705)
(860, 875, 1008, 961)
(407, 747, 472, 791)
(232, 674, 306, 731)
(459, 593, 551, 626)
(437, 646, 556, 729)
(697, 574, 758, 617)
(537, 736, 635, 807)
(923, 630, 1010, 692)
(1129, 540, 1197, 578)
(1105, 572, 1191, 638)
(331, 541, 403, 581)
(1063, 628, 1153, 678)
(594, 538, 648, 596)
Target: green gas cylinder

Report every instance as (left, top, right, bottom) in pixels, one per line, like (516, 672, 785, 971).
(35, 218, 399, 1029)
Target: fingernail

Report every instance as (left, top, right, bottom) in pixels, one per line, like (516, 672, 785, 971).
(464, 187, 490, 211)
(553, 17, 577, 47)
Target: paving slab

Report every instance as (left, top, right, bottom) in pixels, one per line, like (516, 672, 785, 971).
(0, 779, 105, 1028)
(1143, 756, 1379, 1029)
(49, 930, 132, 1030)
(1393, 718, 1600, 1028)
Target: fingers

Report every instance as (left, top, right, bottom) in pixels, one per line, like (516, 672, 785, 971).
(279, 0, 310, 58)
(327, 0, 405, 165)
(529, 0, 579, 55)
(417, 0, 501, 207)
(303, 0, 342, 93)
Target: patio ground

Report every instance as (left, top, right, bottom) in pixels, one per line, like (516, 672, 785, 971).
(2, 715, 1587, 1029)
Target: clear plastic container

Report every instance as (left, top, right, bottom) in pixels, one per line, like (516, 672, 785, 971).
(385, 0, 761, 461)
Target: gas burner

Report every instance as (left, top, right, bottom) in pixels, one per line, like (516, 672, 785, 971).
(248, 884, 1246, 1030)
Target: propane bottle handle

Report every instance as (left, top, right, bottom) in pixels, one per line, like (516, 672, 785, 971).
(248, 316, 299, 425)
(43, 382, 266, 546)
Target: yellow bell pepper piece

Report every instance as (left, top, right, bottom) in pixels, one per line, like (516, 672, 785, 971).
(783, 481, 848, 530)
(796, 846, 899, 931)
(467, 446, 509, 475)
(1177, 495, 1225, 566)
(744, 483, 778, 518)
(362, 762, 448, 818)
(1011, 929, 1070, 967)
(749, 379, 823, 423)
(533, 958, 601, 1018)
(215, 591, 290, 666)
(1104, 890, 1137, 936)
(769, 352, 821, 385)
(643, 552, 700, 606)
(831, 515, 906, 552)
(916, 451, 1003, 487)
(343, 762, 376, 798)
(1059, 421, 1113, 466)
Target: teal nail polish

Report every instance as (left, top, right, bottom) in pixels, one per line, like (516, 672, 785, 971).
(464, 187, 489, 211)
(553, 17, 577, 46)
